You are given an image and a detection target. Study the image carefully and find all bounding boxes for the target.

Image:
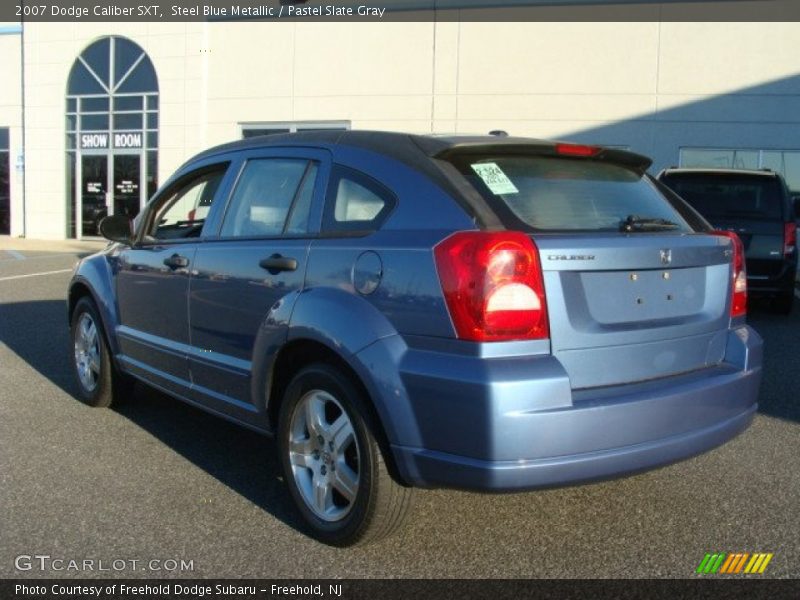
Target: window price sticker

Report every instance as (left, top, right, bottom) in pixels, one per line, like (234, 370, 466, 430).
(471, 162, 519, 195)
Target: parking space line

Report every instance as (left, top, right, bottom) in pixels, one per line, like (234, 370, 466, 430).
(3, 249, 26, 260)
(0, 269, 72, 282)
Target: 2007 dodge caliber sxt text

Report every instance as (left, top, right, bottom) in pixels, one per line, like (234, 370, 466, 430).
(67, 131, 762, 546)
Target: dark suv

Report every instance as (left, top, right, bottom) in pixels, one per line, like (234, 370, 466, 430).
(658, 168, 798, 314)
(68, 131, 762, 546)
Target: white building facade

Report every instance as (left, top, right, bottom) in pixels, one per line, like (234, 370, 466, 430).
(0, 18, 798, 239)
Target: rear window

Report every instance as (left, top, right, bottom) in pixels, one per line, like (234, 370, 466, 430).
(660, 174, 783, 221)
(449, 155, 690, 232)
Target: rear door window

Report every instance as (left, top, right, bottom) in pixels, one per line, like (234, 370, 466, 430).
(220, 158, 313, 238)
(285, 163, 318, 235)
(449, 155, 691, 232)
(659, 174, 783, 221)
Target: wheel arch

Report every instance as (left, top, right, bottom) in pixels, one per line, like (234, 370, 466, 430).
(266, 337, 410, 485)
(261, 285, 417, 485)
(68, 256, 122, 357)
(67, 280, 93, 324)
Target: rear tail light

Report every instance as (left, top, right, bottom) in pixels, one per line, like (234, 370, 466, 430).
(555, 143, 601, 157)
(784, 222, 797, 256)
(712, 230, 747, 318)
(434, 231, 549, 341)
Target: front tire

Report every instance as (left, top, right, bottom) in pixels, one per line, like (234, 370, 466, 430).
(278, 363, 413, 546)
(70, 296, 125, 407)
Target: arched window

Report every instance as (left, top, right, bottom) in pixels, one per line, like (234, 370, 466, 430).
(66, 36, 158, 238)
(67, 36, 158, 95)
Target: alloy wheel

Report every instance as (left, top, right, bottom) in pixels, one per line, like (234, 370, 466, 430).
(288, 390, 360, 522)
(74, 312, 101, 392)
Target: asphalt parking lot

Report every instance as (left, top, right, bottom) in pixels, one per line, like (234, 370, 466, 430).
(1, 240, 798, 579)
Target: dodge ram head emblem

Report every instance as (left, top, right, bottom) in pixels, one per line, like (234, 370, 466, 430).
(660, 249, 672, 265)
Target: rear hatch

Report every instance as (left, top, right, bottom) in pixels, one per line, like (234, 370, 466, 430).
(439, 145, 733, 389)
(659, 172, 786, 278)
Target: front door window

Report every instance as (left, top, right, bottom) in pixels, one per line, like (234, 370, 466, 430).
(146, 170, 225, 241)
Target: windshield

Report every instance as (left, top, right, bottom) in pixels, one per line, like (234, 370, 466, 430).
(449, 155, 691, 232)
(660, 174, 783, 221)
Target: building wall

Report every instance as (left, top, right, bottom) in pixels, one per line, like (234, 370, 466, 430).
(15, 19, 800, 239)
(22, 22, 205, 238)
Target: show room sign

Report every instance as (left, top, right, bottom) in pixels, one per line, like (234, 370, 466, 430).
(80, 132, 143, 149)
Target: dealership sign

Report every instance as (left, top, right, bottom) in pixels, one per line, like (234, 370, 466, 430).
(80, 132, 143, 150)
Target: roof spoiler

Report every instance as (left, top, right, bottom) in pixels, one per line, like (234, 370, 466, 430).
(421, 138, 653, 176)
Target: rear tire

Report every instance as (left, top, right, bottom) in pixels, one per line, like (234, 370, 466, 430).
(277, 363, 413, 546)
(70, 296, 129, 407)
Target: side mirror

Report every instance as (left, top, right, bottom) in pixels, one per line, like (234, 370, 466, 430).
(98, 214, 133, 244)
(793, 196, 800, 220)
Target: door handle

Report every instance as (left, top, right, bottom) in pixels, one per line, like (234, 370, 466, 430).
(163, 254, 189, 269)
(259, 254, 298, 274)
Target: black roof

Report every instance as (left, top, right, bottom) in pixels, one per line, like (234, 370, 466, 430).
(194, 129, 537, 155)
(190, 130, 652, 173)
(191, 130, 440, 168)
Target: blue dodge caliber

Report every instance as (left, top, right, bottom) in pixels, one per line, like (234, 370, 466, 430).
(68, 131, 762, 546)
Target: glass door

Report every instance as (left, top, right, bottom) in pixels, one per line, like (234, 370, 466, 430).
(80, 154, 109, 237)
(0, 128, 9, 235)
(113, 154, 142, 221)
(78, 153, 144, 238)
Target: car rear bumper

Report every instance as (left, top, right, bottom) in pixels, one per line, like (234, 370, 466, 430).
(392, 402, 756, 491)
(384, 325, 762, 491)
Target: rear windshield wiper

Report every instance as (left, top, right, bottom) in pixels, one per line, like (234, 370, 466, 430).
(620, 215, 680, 232)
